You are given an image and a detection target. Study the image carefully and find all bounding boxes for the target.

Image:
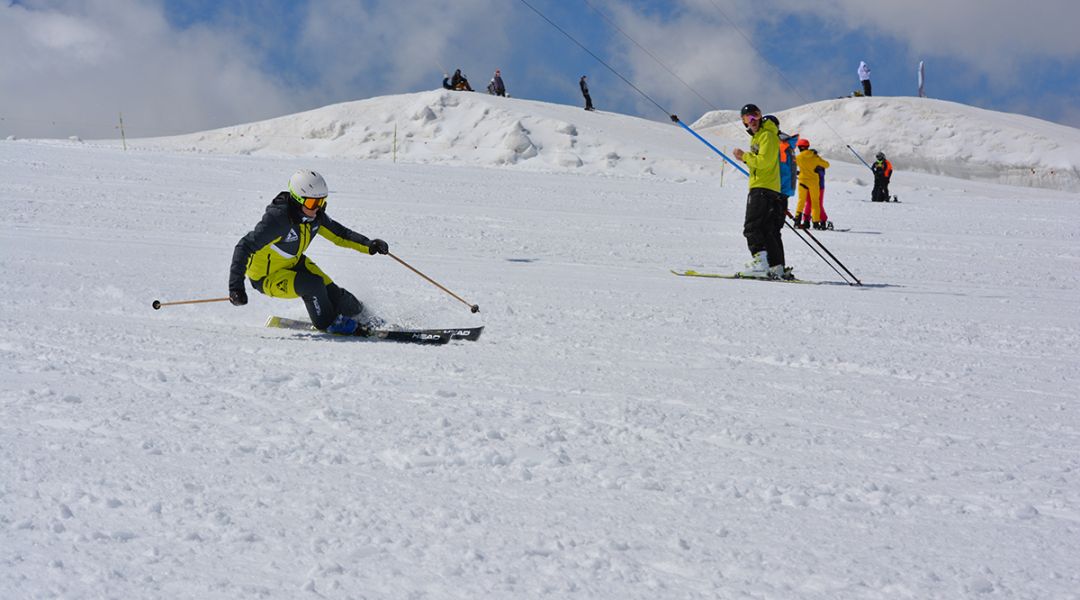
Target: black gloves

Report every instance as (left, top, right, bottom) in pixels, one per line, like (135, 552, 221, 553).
(229, 288, 248, 306)
(368, 239, 389, 255)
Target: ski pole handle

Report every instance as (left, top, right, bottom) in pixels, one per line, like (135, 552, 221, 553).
(152, 297, 231, 310)
(387, 252, 480, 313)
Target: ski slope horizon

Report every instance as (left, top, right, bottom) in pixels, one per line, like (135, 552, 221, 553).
(28, 89, 1080, 193)
(2, 90, 1079, 598)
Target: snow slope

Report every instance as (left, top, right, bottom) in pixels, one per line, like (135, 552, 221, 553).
(135, 90, 722, 182)
(695, 97, 1080, 191)
(127, 90, 1080, 192)
(1, 93, 1079, 599)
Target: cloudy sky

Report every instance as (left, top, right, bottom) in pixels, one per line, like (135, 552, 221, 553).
(4, 0, 1079, 139)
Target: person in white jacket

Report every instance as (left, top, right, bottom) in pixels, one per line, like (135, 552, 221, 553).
(858, 61, 872, 96)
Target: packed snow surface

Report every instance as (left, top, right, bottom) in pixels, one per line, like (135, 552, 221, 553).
(2, 92, 1079, 599)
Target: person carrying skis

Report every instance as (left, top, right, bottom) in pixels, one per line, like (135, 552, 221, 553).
(794, 138, 830, 229)
(732, 103, 791, 280)
(580, 75, 594, 111)
(872, 151, 893, 202)
(858, 61, 872, 97)
(228, 170, 389, 335)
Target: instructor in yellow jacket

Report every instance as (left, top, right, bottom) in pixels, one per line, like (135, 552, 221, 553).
(795, 138, 830, 229)
(733, 103, 791, 280)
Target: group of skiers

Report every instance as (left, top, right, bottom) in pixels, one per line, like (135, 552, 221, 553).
(443, 68, 596, 111)
(732, 104, 892, 280)
(227, 89, 896, 331)
(443, 68, 506, 96)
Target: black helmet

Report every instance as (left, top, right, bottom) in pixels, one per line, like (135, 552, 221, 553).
(762, 114, 779, 127)
(740, 103, 761, 117)
(876, 151, 886, 160)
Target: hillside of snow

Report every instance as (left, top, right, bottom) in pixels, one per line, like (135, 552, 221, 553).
(136, 90, 721, 182)
(2, 92, 1079, 598)
(127, 90, 1080, 192)
(694, 97, 1080, 192)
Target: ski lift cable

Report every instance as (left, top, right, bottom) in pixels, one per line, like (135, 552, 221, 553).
(517, 0, 670, 117)
(580, 0, 720, 113)
(702, 0, 862, 156)
(517, 0, 745, 175)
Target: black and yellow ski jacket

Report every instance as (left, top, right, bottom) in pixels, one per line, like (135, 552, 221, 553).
(229, 192, 375, 293)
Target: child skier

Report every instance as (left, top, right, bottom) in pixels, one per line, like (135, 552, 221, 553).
(228, 170, 389, 334)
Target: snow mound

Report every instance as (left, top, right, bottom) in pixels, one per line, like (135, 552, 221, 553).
(139, 90, 721, 182)
(694, 97, 1080, 192)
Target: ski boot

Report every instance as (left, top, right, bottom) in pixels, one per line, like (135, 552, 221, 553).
(326, 314, 360, 335)
(738, 251, 769, 278)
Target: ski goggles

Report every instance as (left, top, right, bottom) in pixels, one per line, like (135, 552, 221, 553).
(298, 195, 327, 210)
(742, 113, 760, 126)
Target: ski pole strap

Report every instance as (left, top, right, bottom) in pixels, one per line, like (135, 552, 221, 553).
(673, 119, 748, 176)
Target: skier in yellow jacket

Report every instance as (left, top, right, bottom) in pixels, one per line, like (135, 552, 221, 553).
(228, 170, 389, 334)
(794, 138, 830, 230)
(732, 103, 791, 280)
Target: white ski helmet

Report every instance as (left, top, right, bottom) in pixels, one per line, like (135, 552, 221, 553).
(288, 170, 328, 202)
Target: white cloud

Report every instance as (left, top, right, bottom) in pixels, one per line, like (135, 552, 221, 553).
(755, 0, 1080, 78)
(293, 0, 514, 100)
(0, 0, 295, 138)
(601, 2, 804, 120)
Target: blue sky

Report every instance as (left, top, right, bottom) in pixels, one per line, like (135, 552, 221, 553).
(3, 0, 1079, 138)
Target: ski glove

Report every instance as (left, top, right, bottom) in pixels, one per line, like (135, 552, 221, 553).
(229, 288, 248, 306)
(368, 239, 389, 255)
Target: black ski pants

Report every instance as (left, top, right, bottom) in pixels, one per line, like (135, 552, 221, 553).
(743, 188, 787, 267)
(254, 255, 362, 330)
(872, 176, 890, 202)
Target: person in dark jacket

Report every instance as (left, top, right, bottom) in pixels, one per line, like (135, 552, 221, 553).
(228, 170, 389, 334)
(492, 69, 506, 97)
(580, 75, 594, 111)
(872, 152, 894, 202)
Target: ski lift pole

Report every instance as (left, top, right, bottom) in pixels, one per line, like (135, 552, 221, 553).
(847, 144, 873, 171)
(671, 116, 748, 176)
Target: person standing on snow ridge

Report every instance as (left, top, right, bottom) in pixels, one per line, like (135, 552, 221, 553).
(492, 70, 506, 97)
(580, 75, 594, 111)
(858, 61, 872, 97)
(228, 170, 390, 335)
(794, 138, 831, 229)
(872, 152, 894, 202)
(732, 103, 791, 280)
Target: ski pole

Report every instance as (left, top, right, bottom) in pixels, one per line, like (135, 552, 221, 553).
(784, 222, 852, 285)
(786, 211, 862, 285)
(387, 252, 480, 313)
(151, 296, 231, 310)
